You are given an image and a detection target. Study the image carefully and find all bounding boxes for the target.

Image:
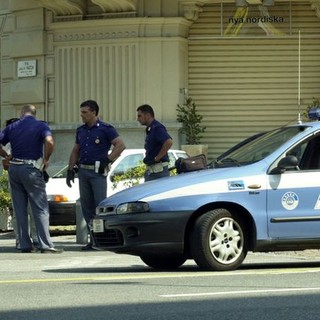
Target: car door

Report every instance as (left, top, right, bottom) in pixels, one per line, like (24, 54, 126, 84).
(267, 133, 320, 238)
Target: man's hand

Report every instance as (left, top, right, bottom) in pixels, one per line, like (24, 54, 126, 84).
(43, 171, 50, 183)
(98, 158, 112, 174)
(66, 169, 75, 187)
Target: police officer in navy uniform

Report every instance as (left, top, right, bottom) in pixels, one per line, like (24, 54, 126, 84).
(0, 104, 62, 253)
(2, 117, 38, 250)
(66, 100, 125, 250)
(136, 104, 173, 181)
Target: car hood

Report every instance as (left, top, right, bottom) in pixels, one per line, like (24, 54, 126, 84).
(101, 162, 267, 205)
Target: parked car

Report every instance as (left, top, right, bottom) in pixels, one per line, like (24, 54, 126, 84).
(46, 149, 188, 225)
(92, 121, 320, 271)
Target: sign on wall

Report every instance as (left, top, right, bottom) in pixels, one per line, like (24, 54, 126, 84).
(223, 3, 289, 37)
(17, 60, 37, 78)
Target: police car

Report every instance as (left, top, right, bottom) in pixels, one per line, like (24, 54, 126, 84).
(92, 119, 320, 271)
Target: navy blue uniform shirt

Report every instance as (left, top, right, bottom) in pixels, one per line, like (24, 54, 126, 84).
(0, 115, 51, 160)
(144, 119, 171, 165)
(76, 120, 119, 164)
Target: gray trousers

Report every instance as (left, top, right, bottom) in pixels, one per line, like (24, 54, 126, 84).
(78, 168, 107, 244)
(12, 205, 37, 245)
(9, 164, 54, 250)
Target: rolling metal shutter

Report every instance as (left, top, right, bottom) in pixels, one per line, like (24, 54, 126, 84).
(188, 2, 320, 160)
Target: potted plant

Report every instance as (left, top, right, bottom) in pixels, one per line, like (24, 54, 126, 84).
(176, 97, 208, 157)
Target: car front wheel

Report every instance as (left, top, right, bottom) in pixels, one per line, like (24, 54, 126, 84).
(190, 208, 247, 271)
(140, 254, 186, 270)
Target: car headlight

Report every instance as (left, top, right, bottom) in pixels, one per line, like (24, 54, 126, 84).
(116, 202, 150, 215)
(47, 195, 69, 202)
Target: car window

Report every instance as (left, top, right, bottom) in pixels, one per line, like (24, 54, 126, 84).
(286, 142, 306, 164)
(293, 134, 320, 170)
(112, 153, 144, 176)
(217, 132, 267, 161)
(216, 126, 311, 167)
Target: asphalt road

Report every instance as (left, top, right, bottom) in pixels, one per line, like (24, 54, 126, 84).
(1, 230, 320, 320)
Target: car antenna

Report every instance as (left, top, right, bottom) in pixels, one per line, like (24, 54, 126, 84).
(297, 30, 302, 124)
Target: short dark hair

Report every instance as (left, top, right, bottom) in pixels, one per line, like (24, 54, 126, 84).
(22, 104, 36, 116)
(80, 100, 99, 116)
(136, 104, 154, 118)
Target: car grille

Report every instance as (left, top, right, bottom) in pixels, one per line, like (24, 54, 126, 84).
(94, 229, 124, 247)
(96, 205, 117, 215)
(49, 202, 76, 226)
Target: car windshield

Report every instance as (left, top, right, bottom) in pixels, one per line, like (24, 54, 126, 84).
(215, 126, 310, 167)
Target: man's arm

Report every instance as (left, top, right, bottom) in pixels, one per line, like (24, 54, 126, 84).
(0, 145, 9, 159)
(108, 136, 126, 162)
(66, 144, 80, 188)
(0, 131, 9, 159)
(43, 135, 54, 169)
(154, 138, 173, 163)
(68, 144, 80, 170)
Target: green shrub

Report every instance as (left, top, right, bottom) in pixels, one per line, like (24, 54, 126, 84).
(0, 171, 11, 209)
(176, 97, 206, 145)
(112, 162, 146, 190)
(112, 161, 177, 191)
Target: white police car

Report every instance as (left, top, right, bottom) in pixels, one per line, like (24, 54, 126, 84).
(92, 120, 320, 271)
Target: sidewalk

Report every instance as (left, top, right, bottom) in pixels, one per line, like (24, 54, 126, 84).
(0, 229, 84, 253)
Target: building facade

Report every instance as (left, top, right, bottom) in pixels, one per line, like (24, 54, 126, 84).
(1, 0, 320, 166)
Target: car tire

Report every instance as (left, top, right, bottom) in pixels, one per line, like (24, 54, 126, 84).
(190, 208, 247, 271)
(140, 254, 186, 270)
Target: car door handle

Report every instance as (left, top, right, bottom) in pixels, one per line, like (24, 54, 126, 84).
(248, 184, 261, 189)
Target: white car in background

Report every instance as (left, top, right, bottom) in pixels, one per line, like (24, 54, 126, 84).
(46, 149, 188, 225)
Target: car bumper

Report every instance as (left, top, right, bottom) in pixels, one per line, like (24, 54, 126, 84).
(49, 201, 76, 226)
(91, 211, 192, 256)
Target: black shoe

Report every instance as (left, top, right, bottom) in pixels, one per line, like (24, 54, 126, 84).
(16, 240, 21, 250)
(32, 241, 40, 249)
(40, 248, 63, 254)
(21, 248, 38, 253)
(81, 244, 95, 251)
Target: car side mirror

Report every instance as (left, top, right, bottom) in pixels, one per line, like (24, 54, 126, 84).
(269, 155, 299, 174)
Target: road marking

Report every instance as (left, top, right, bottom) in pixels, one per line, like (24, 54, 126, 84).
(1, 266, 320, 285)
(160, 287, 320, 298)
(0, 272, 214, 284)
